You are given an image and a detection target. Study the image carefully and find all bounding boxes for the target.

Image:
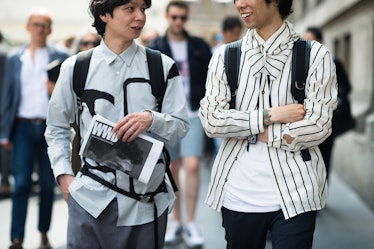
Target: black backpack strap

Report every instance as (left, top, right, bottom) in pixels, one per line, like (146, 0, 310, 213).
(292, 38, 312, 161)
(146, 48, 179, 193)
(291, 38, 311, 104)
(73, 49, 94, 110)
(224, 39, 243, 109)
(146, 47, 165, 112)
(72, 49, 94, 156)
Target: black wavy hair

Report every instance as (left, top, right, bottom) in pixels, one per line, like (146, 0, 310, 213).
(306, 26, 324, 42)
(89, 0, 152, 36)
(233, 0, 293, 20)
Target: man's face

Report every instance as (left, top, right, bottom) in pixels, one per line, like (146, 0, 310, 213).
(304, 31, 317, 42)
(234, 0, 278, 31)
(165, 6, 188, 35)
(225, 25, 242, 43)
(101, 0, 147, 43)
(26, 14, 52, 44)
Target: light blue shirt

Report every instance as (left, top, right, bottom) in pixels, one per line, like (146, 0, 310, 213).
(45, 41, 189, 226)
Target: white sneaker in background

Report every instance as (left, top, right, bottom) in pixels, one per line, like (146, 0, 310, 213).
(165, 220, 183, 245)
(183, 222, 204, 248)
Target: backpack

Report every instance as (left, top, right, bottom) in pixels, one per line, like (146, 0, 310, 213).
(224, 38, 312, 161)
(71, 47, 178, 190)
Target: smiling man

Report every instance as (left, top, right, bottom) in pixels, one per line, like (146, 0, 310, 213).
(199, 0, 338, 249)
(44, 0, 189, 249)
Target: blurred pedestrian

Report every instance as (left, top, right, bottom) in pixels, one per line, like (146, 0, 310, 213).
(0, 8, 69, 249)
(0, 30, 12, 200)
(211, 15, 243, 53)
(148, 1, 212, 247)
(199, 1, 337, 249)
(44, 0, 189, 249)
(140, 28, 159, 46)
(69, 26, 101, 55)
(304, 26, 355, 180)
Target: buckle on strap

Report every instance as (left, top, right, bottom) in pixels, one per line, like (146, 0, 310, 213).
(139, 194, 153, 203)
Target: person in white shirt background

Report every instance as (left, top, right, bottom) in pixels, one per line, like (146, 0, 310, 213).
(147, 1, 212, 247)
(1, 8, 69, 249)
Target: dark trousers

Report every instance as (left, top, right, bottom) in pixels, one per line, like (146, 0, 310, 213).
(1, 146, 12, 186)
(11, 121, 55, 241)
(68, 196, 168, 249)
(222, 207, 316, 249)
(319, 136, 334, 179)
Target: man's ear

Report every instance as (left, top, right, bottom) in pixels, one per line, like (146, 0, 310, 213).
(99, 13, 109, 23)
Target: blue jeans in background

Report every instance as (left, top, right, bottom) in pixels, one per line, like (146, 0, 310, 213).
(10, 120, 55, 241)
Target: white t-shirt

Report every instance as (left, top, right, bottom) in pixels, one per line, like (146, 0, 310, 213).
(19, 48, 50, 119)
(223, 141, 281, 213)
(169, 40, 197, 118)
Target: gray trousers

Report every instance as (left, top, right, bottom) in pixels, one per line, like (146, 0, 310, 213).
(67, 196, 167, 249)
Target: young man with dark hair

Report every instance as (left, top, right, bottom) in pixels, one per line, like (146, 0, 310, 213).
(199, 0, 337, 248)
(45, 1, 189, 248)
(148, 1, 212, 247)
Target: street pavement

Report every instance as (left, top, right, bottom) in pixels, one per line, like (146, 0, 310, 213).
(1, 157, 374, 249)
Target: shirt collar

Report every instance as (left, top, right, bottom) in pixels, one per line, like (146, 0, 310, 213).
(245, 21, 299, 52)
(243, 21, 300, 80)
(96, 40, 138, 66)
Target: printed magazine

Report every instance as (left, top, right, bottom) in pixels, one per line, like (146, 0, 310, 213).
(79, 114, 164, 184)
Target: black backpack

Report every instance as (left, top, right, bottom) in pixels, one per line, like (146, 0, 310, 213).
(71, 47, 178, 190)
(224, 38, 312, 161)
(73, 47, 166, 115)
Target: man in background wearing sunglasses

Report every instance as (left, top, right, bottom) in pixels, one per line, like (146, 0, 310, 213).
(148, 1, 211, 248)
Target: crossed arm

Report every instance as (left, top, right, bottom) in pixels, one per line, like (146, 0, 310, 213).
(258, 104, 305, 144)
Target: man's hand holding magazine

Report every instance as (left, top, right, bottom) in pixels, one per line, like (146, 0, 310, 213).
(113, 111, 153, 142)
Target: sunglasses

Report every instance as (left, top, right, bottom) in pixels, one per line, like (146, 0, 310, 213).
(29, 22, 51, 29)
(171, 15, 187, 22)
(80, 41, 99, 47)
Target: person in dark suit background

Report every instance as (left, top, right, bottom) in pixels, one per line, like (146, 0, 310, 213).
(304, 26, 355, 180)
(0, 30, 12, 200)
(0, 8, 69, 249)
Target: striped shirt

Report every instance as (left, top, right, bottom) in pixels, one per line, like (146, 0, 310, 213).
(199, 21, 337, 219)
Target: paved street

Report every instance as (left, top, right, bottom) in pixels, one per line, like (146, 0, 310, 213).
(1, 157, 374, 249)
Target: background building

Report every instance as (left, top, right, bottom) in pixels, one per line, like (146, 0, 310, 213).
(292, 0, 374, 210)
(1, 0, 373, 210)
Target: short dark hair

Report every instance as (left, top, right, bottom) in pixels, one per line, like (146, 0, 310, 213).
(306, 26, 323, 42)
(166, 0, 189, 13)
(89, 0, 152, 36)
(233, 0, 293, 19)
(222, 16, 243, 32)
